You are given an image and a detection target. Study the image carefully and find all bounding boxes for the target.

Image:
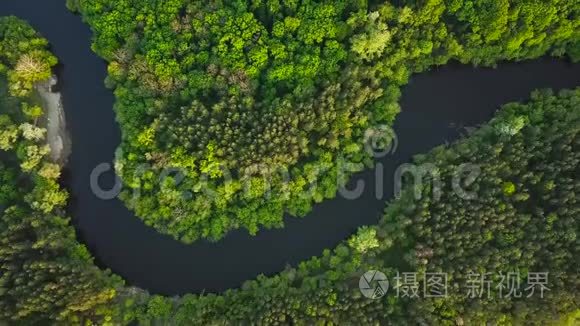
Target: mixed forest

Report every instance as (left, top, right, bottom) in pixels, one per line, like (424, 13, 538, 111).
(111, 88, 580, 325)
(0, 17, 121, 324)
(0, 0, 579, 324)
(67, 0, 579, 242)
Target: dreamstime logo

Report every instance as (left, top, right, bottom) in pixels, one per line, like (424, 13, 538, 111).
(364, 125, 398, 158)
(90, 162, 122, 200)
(359, 270, 389, 299)
(394, 163, 481, 201)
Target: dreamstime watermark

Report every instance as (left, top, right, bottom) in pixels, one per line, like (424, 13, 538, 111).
(88, 125, 482, 204)
(358, 270, 550, 300)
(393, 162, 481, 201)
(364, 124, 398, 158)
(90, 162, 122, 200)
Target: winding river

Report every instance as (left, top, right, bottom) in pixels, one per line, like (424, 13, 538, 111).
(1, 1, 579, 296)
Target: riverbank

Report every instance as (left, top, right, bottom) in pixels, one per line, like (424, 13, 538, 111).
(35, 76, 71, 167)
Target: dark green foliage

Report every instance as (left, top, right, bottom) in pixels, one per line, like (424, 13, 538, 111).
(0, 17, 122, 324)
(69, 0, 580, 242)
(383, 88, 580, 324)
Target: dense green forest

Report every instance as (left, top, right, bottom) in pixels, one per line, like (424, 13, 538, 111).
(67, 0, 580, 242)
(1, 2, 579, 324)
(98, 88, 580, 325)
(0, 17, 122, 324)
(0, 15, 578, 325)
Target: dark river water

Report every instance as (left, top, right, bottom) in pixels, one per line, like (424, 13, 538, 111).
(1, 1, 579, 295)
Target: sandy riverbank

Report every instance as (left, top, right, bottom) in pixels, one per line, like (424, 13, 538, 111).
(35, 76, 71, 167)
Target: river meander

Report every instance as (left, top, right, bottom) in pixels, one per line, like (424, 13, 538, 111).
(1, 1, 578, 295)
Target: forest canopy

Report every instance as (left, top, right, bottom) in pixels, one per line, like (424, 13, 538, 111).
(0, 17, 121, 324)
(97, 88, 580, 325)
(67, 0, 580, 242)
(0, 12, 578, 325)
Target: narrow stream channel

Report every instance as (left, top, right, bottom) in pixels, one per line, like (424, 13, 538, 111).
(1, 1, 579, 295)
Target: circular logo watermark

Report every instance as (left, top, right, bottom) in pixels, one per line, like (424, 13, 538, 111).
(359, 270, 389, 299)
(364, 125, 398, 158)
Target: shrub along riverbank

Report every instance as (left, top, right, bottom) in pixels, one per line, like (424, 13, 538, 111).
(67, 0, 580, 242)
